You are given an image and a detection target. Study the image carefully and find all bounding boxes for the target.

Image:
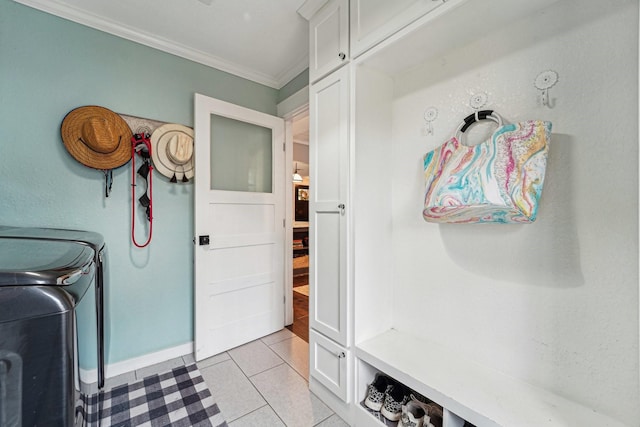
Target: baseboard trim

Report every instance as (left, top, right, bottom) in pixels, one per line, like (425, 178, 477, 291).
(310, 377, 353, 425)
(80, 342, 193, 384)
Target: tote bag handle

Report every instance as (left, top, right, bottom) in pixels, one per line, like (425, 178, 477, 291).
(454, 110, 504, 144)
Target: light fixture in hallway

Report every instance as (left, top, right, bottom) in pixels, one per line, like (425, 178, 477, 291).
(293, 162, 303, 182)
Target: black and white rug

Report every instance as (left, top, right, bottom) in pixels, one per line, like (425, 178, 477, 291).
(80, 364, 227, 427)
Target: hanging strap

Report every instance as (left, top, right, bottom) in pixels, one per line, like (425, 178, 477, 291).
(131, 133, 153, 248)
(103, 169, 113, 197)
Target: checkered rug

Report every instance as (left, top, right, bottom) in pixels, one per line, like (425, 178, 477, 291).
(80, 364, 227, 427)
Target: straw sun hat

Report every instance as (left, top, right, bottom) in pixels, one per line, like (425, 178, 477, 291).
(61, 105, 133, 170)
(150, 124, 194, 182)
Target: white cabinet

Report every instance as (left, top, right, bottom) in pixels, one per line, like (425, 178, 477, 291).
(309, 65, 349, 348)
(309, 0, 349, 83)
(303, 0, 638, 425)
(350, 0, 444, 58)
(306, 1, 352, 419)
(310, 330, 350, 402)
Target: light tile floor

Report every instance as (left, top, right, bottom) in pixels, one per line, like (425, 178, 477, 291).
(102, 328, 348, 427)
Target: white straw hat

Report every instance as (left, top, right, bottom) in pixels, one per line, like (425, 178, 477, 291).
(150, 124, 194, 182)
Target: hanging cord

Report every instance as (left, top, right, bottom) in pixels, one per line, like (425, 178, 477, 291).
(131, 133, 153, 248)
(103, 169, 113, 197)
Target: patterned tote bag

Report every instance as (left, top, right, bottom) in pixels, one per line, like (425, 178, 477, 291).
(423, 110, 551, 224)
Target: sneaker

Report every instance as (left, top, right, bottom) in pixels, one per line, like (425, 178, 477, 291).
(381, 384, 410, 421)
(399, 400, 426, 427)
(426, 403, 443, 427)
(410, 395, 443, 427)
(364, 374, 393, 412)
(410, 392, 429, 404)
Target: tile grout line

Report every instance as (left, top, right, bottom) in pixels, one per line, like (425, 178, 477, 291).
(226, 403, 285, 426)
(221, 356, 271, 424)
(235, 358, 290, 427)
(195, 352, 232, 371)
(312, 413, 335, 426)
(245, 353, 324, 426)
(227, 340, 287, 378)
(267, 337, 310, 383)
(259, 332, 298, 346)
(238, 359, 287, 378)
(239, 337, 319, 427)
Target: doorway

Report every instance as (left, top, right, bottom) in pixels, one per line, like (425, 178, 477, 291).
(287, 111, 310, 342)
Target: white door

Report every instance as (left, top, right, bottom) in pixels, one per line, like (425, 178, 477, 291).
(309, 66, 349, 346)
(194, 94, 285, 361)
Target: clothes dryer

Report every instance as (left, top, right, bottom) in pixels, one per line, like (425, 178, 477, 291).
(0, 237, 96, 427)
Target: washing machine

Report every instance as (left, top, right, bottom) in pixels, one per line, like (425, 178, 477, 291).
(0, 234, 100, 426)
(0, 225, 107, 389)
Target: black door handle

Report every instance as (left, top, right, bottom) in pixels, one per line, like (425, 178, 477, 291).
(199, 235, 210, 245)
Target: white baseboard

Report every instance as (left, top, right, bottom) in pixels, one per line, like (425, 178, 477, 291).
(80, 342, 193, 384)
(310, 377, 353, 425)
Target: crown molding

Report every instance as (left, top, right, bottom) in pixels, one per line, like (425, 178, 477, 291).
(297, 0, 329, 20)
(274, 54, 310, 90)
(14, 0, 304, 89)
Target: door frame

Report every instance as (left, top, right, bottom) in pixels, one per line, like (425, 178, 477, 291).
(278, 87, 309, 326)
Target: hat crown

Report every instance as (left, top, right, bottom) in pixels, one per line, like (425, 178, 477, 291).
(166, 133, 193, 165)
(150, 124, 194, 181)
(81, 116, 119, 154)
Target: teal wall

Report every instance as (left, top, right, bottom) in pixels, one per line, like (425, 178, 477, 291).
(277, 69, 309, 103)
(0, 0, 281, 366)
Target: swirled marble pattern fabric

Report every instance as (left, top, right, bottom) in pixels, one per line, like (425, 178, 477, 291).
(423, 120, 551, 224)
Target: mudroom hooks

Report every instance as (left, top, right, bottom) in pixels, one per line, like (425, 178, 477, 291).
(469, 92, 489, 110)
(422, 107, 439, 136)
(535, 70, 559, 108)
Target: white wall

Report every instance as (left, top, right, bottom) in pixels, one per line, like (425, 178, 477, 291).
(388, 0, 638, 423)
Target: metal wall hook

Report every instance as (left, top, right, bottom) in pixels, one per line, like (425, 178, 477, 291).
(422, 107, 438, 136)
(469, 92, 489, 110)
(535, 70, 559, 108)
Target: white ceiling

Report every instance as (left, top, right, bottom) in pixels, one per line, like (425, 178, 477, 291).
(15, 0, 310, 89)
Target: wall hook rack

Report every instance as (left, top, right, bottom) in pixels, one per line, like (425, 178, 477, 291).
(535, 70, 559, 108)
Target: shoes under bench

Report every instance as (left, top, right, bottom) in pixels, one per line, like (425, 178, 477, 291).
(364, 373, 444, 427)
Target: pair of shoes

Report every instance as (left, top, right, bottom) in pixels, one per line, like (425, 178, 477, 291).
(363, 374, 410, 421)
(402, 395, 443, 427)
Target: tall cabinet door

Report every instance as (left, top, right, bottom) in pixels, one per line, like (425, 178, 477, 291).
(309, 66, 349, 346)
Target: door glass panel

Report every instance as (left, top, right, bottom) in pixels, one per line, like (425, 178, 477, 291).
(210, 114, 273, 193)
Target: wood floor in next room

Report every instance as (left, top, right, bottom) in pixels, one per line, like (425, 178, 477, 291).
(288, 273, 309, 342)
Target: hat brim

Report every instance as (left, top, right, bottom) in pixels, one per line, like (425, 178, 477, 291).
(151, 124, 194, 181)
(61, 106, 133, 170)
